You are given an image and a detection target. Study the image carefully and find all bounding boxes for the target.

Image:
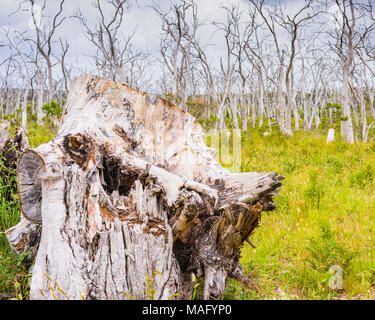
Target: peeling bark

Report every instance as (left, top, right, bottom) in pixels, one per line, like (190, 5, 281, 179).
(11, 74, 283, 300)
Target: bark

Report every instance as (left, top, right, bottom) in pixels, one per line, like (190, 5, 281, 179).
(10, 75, 283, 300)
(229, 94, 240, 135)
(0, 126, 29, 192)
(36, 71, 44, 124)
(0, 126, 41, 261)
(21, 86, 29, 131)
(0, 122, 11, 145)
(341, 67, 354, 143)
(258, 73, 265, 128)
(276, 70, 289, 135)
(240, 92, 247, 132)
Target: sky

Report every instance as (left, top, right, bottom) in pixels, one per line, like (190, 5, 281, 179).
(0, 0, 249, 68)
(0, 0, 343, 90)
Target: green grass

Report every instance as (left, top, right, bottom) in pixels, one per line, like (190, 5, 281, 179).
(1, 118, 375, 300)
(0, 121, 54, 299)
(26, 122, 56, 148)
(219, 129, 375, 300)
(0, 152, 31, 299)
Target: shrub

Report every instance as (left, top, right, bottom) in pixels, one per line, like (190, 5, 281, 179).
(306, 221, 357, 273)
(198, 114, 219, 131)
(42, 100, 63, 120)
(304, 170, 325, 209)
(349, 162, 375, 189)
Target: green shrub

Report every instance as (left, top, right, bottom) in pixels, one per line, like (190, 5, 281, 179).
(283, 159, 300, 174)
(304, 170, 325, 209)
(42, 100, 63, 120)
(306, 222, 357, 273)
(326, 157, 344, 174)
(349, 162, 375, 189)
(198, 114, 219, 131)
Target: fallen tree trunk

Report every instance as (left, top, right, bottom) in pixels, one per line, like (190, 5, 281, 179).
(8, 75, 283, 300)
(0, 126, 42, 261)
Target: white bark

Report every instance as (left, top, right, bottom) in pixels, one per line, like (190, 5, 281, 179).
(11, 74, 283, 300)
(36, 70, 44, 123)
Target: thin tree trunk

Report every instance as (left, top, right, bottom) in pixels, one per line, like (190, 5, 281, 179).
(341, 65, 354, 143)
(21, 85, 29, 131)
(258, 73, 265, 128)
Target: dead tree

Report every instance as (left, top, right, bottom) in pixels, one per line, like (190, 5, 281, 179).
(75, 0, 146, 85)
(152, 0, 204, 110)
(274, 0, 320, 133)
(2, 29, 35, 131)
(6, 75, 283, 300)
(23, 0, 68, 104)
(327, 0, 375, 143)
(213, 8, 236, 131)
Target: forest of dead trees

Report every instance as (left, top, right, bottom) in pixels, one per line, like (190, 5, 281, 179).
(0, 0, 375, 143)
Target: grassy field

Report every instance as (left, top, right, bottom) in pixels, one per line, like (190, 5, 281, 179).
(1, 121, 375, 299)
(222, 128, 375, 300)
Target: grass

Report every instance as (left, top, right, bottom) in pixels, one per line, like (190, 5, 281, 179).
(1, 118, 375, 300)
(219, 128, 375, 300)
(0, 150, 31, 299)
(0, 121, 54, 299)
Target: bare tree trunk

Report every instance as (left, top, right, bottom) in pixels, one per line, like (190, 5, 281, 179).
(240, 88, 247, 132)
(36, 70, 44, 124)
(251, 92, 256, 128)
(15, 89, 22, 114)
(292, 90, 299, 131)
(21, 85, 29, 131)
(359, 96, 367, 142)
(276, 70, 289, 135)
(285, 84, 293, 133)
(258, 73, 265, 128)
(229, 94, 240, 135)
(341, 67, 354, 143)
(217, 67, 233, 131)
(369, 94, 375, 121)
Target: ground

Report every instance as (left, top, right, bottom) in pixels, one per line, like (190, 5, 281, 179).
(222, 129, 375, 300)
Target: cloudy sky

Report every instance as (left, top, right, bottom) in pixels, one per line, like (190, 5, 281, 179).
(0, 0, 245, 67)
(0, 0, 337, 90)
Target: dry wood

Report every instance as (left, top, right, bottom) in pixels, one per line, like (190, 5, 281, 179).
(0, 122, 11, 144)
(0, 126, 42, 260)
(10, 74, 283, 300)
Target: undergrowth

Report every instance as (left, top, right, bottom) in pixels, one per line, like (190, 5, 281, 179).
(218, 127, 375, 300)
(0, 146, 31, 299)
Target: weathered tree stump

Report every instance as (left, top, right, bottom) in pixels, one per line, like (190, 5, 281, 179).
(8, 75, 283, 300)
